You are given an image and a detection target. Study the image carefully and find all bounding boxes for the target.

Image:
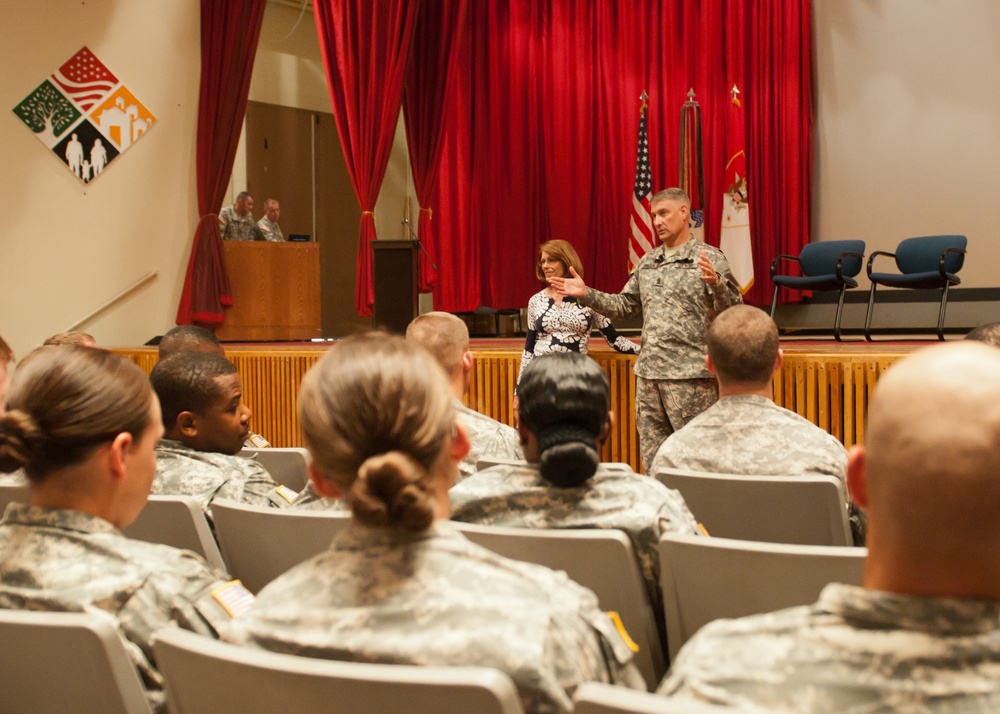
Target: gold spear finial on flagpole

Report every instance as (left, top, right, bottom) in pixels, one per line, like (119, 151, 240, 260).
(640, 90, 648, 110)
(731, 84, 740, 98)
(687, 88, 696, 101)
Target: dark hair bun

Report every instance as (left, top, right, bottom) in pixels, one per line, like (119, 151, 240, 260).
(351, 452, 435, 532)
(0, 410, 42, 473)
(537, 424, 599, 487)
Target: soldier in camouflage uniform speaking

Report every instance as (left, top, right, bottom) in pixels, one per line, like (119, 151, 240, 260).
(550, 187, 742, 472)
(658, 342, 1000, 711)
(0, 346, 249, 712)
(226, 334, 646, 713)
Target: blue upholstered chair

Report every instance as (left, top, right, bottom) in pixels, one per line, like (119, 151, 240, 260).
(864, 235, 967, 341)
(769, 240, 866, 341)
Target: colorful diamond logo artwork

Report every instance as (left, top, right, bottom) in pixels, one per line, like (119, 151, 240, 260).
(12, 46, 155, 185)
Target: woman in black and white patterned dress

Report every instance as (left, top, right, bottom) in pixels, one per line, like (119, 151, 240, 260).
(517, 240, 639, 386)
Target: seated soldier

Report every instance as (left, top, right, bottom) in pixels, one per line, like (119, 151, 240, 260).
(0, 346, 250, 712)
(158, 325, 270, 449)
(406, 311, 522, 479)
(43, 330, 97, 347)
(659, 342, 1000, 711)
(149, 351, 295, 518)
(450, 351, 700, 648)
(651, 305, 863, 542)
(652, 305, 847, 480)
(226, 334, 645, 713)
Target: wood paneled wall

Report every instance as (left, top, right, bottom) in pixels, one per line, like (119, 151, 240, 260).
(116, 345, 906, 473)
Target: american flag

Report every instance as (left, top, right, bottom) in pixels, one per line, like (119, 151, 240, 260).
(629, 97, 655, 271)
(51, 47, 118, 112)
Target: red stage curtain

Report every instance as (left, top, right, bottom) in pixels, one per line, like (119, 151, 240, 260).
(428, 0, 813, 312)
(314, 0, 420, 317)
(176, 0, 265, 327)
(402, 0, 468, 292)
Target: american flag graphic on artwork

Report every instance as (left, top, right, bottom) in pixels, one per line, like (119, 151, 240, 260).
(51, 46, 118, 111)
(13, 46, 155, 184)
(629, 95, 655, 271)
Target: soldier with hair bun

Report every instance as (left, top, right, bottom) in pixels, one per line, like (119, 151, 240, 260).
(0, 346, 248, 713)
(450, 352, 700, 650)
(226, 333, 645, 714)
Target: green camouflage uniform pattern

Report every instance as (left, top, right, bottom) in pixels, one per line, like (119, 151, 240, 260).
(226, 520, 646, 713)
(219, 205, 257, 241)
(154, 439, 292, 519)
(255, 215, 284, 242)
(651, 395, 848, 483)
(658, 583, 1000, 713)
(0, 503, 240, 712)
(289, 481, 348, 511)
(455, 399, 523, 481)
(581, 240, 742, 471)
(634, 377, 718, 473)
(450, 462, 701, 639)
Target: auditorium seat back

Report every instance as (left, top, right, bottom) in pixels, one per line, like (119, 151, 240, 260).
(453, 521, 664, 690)
(211, 499, 351, 593)
(654, 467, 852, 546)
(0, 609, 153, 714)
(153, 627, 525, 714)
(658, 534, 866, 660)
(121, 495, 225, 571)
(240, 447, 311, 491)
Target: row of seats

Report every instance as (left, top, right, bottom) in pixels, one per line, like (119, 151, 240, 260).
(0, 608, 743, 713)
(769, 234, 967, 341)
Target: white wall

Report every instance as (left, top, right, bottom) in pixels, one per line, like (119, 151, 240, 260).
(1, 0, 201, 357)
(813, 0, 1000, 288)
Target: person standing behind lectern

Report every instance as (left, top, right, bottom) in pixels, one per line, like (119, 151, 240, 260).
(550, 187, 742, 472)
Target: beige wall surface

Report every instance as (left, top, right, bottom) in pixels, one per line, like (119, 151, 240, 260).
(813, 0, 1000, 289)
(1, 0, 201, 358)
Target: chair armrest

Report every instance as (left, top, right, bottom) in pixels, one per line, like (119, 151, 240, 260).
(866, 250, 896, 278)
(769, 254, 800, 278)
(835, 252, 865, 281)
(938, 246, 967, 277)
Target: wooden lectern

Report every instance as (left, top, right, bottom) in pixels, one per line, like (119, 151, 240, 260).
(372, 240, 419, 334)
(216, 242, 321, 341)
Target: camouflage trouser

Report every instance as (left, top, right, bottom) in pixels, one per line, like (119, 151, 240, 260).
(635, 377, 717, 474)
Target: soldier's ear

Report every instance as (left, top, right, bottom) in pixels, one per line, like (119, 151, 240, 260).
(846, 445, 868, 510)
(308, 462, 342, 499)
(598, 412, 614, 445)
(176, 411, 198, 439)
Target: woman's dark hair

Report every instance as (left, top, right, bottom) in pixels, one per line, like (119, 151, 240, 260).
(517, 352, 610, 487)
(0, 346, 154, 482)
(298, 333, 455, 532)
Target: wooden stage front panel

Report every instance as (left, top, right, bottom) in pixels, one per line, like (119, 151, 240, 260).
(115, 340, 917, 474)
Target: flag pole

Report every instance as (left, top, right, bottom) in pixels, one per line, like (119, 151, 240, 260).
(679, 89, 705, 242)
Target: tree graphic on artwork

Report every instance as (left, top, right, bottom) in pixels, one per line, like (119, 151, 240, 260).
(15, 81, 79, 144)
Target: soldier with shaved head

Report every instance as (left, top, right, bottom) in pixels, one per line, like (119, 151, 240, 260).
(659, 342, 1000, 711)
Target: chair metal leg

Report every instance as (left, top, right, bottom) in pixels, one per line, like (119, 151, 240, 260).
(770, 286, 779, 318)
(864, 282, 878, 342)
(937, 283, 951, 341)
(833, 285, 848, 342)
